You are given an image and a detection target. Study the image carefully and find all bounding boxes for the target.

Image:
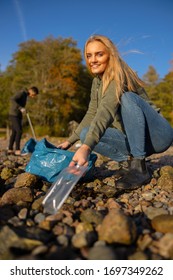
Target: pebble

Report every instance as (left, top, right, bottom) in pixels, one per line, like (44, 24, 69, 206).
(88, 244, 117, 260)
(142, 191, 155, 201)
(1, 143, 173, 260)
(57, 234, 69, 247)
(18, 208, 28, 220)
(34, 213, 46, 224)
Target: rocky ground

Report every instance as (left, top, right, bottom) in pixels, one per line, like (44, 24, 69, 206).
(0, 136, 173, 260)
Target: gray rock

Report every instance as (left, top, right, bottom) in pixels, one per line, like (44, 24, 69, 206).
(8, 216, 24, 227)
(34, 213, 46, 224)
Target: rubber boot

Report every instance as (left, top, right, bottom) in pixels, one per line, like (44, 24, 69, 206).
(117, 160, 130, 176)
(116, 158, 151, 192)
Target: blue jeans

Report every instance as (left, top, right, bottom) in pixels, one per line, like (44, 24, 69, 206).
(80, 92, 173, 162)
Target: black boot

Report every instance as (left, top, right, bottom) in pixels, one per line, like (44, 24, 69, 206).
(117, 160, 130, 176)
(116, 158, 151, 192)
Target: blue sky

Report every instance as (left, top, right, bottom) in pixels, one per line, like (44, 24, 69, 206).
(0, 0, 173, 78)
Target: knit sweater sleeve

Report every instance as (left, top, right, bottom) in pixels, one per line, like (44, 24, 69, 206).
(68, 78, 98, 144)
(68, 78, 119, 150)
(83, 80, 119, 150)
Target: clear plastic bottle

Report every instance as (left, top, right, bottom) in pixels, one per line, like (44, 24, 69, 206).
(42, 165, 87, 214)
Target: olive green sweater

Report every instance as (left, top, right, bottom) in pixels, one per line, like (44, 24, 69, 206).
(68, 76, 155, 150)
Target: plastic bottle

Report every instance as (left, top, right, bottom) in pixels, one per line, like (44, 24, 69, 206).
(42, 165, 87, 214)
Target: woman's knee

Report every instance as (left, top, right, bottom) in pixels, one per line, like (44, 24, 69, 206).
(120, 92, 142, 115)
(121, 92, 136, 105)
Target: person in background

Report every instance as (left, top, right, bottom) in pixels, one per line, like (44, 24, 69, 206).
(8, 86, 39, 156)
(58, 34, 173, 192)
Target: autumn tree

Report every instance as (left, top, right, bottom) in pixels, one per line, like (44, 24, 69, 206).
(143, 65, 160, 86)
(159, 71, 173, 124)
(143, 66, 173, 125)
(0, 72, 12, 127)
(0, 36, 91, 136)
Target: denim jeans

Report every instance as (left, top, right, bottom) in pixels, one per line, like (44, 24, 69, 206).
(80, 92, 173, 162)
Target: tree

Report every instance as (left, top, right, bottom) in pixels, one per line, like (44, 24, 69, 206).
(143, 65, 159, 86)
(0, 72, 12, 127)
(143, 69, 173, 125)
(0, 36, 91, 136)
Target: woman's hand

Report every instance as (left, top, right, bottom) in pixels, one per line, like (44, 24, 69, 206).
(57, 140, 71, 150)
(69, 144, 91, 167)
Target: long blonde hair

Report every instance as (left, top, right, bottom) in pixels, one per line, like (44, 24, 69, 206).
(84, 34, 145, 101)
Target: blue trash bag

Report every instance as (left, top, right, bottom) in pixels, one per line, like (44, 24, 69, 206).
(25, 138, 97, 182)
(21, 138, 37, 154)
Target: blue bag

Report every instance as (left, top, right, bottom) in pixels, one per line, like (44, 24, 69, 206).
(25, 138, 97, 182)
(21, 138, 37, 154)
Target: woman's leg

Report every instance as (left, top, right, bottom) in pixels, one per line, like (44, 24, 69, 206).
(80, 127, 130, 162)
(114, 92, 173, 191)
(120, 92, 173, 158)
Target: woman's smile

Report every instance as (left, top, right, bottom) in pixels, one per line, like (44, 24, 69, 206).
(86, 41, 110, 76)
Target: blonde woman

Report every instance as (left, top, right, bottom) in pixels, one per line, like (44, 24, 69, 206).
(58, 35, 173, 191)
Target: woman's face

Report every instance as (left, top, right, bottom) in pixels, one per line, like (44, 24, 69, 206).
(86, 41, 110, 77)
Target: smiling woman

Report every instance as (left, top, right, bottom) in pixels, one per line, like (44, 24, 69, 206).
(58, 34, 173, 193)
(85, 40, 110, 77)
(84, 35, 145, 101)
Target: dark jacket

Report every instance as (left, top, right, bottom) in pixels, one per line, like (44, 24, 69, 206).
(9, 91, 28, 118)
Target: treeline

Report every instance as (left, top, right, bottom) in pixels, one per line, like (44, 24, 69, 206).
(0, 36, 92, 136)
(0, 36, 173, 137)
(143, 65, 173, 124)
